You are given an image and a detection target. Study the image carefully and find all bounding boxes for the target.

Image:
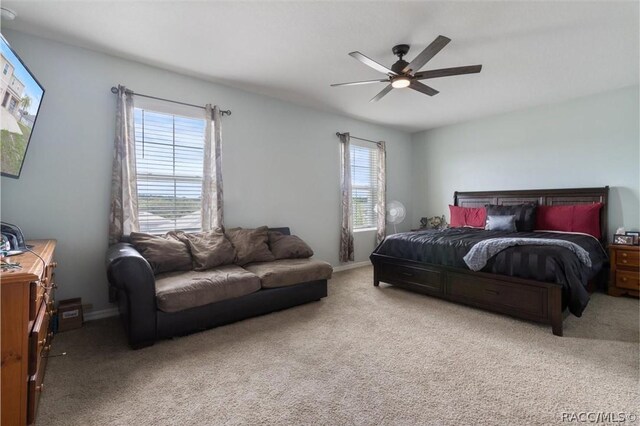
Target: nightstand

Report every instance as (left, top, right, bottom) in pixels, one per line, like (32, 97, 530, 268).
(608, 244, 639, 297)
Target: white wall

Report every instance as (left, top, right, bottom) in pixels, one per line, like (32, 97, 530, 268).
(411, 86, 640, 239)
(0, 30, 413, 313)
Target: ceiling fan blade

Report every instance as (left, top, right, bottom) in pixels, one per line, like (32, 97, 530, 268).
(330, 79, 389, 87)
(409, 81, 439, 96)
(402, 35, 451, 73)
(370, 84, 393, 102)
(349, 51, 397, 76)
(415, 65, 482, 80)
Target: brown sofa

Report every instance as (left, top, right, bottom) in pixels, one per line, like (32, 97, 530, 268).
(106, 227, 332, 348)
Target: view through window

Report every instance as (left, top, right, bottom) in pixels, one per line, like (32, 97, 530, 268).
(134, 108, 206, 234)
(351, 144, 379, 229)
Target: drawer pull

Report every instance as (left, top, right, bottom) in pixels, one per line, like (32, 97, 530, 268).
(621, 253, 628, 257)
(621, 277, 628, 282)
(36, 384, 44, 392)
(621, 259, 628, 264)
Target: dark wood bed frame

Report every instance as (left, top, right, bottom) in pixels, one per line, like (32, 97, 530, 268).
(370, 186, 609, 336)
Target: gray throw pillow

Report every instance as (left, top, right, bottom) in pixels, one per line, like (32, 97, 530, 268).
(130, 231, 193, 274)
(225, 226, 275, 265)
(268, 232, 314, 260)
(174, 229, 236, 271)
(485, 215, 517, 232)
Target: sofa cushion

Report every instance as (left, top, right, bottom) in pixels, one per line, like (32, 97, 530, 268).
(130, 231, 192, 274)
(174, 229, 236, 271)
(155, 265, 261, 313)
(226, 226, 275, 265)
(268, 232, 314, 259)
(244, 258, 333, 289)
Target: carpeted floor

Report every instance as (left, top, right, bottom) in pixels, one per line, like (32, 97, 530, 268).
(38, 266, 638, 425)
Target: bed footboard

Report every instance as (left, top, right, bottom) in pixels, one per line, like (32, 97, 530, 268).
(371, 253, 564, 336)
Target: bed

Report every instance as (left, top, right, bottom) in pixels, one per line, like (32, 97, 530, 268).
(369, 187, 609, 336)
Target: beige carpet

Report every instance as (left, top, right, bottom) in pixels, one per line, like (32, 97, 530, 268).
(38, 266, 639, 425)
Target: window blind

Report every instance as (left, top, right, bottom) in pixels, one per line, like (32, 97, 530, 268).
(134, 108, 206, 234)
(350, 143, 379, 229)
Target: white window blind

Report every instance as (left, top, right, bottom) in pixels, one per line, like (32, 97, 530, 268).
(134, 107, 206, 234)
(351, 143, 379, 229)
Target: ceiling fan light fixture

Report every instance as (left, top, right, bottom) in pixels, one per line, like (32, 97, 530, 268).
(391, 76, 410, 89)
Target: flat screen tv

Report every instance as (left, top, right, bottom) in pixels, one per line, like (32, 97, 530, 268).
(0, 34, 44, 178)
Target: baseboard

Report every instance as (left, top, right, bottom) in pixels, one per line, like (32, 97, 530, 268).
(83, 307, 119, 321)
(333, 261, 371, 273)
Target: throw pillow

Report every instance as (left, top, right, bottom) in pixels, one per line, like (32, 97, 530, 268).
(225, 226, 275, 265)
(485, 203, 536, 232)
(130, 232, 193, 274)
(535, 203, 602, 238)
(268, 232, 314, 259)
(485, 215, 517, 232)
(174, 229, 236, 271)
(449, 205, 486, 228)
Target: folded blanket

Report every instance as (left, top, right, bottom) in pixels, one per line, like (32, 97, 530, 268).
(463, 238, 592, 271)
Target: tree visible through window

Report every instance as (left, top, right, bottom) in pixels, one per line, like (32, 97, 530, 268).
(351, 144, 379, 229)
(134, 108, 206, 234)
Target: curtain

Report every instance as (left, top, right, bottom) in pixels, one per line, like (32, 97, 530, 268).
(201, 104, 224, 230)
(339, 132, 354, 262)
(108, 85, 139, 245)
(375, 141, 387, 243)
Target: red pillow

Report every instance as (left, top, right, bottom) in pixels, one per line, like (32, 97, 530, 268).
(535, 203, 603, 238)
(449, 205, 486, 228)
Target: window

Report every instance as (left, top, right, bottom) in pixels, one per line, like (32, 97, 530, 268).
(134, 107, 206, 234)
(351, 143, 379, 229)
(3, 63, 9, 75)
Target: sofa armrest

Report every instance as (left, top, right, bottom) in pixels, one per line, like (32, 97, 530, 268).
(106, 243, 157, 348)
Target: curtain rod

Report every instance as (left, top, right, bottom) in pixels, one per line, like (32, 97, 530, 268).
(110, 86, 231, 116)
(335, 132, 379, 144)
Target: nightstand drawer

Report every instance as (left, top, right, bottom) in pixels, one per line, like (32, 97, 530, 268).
(616, 250, 639, 267)
(616, 270, 639, 291)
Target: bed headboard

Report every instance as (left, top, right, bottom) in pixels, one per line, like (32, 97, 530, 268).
(453, 186, 609, 243)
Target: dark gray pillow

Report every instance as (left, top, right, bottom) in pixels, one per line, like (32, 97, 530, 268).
(130, 232, 193, 274)
(485, 203, 536, 232)
(174, 229, 236, 271)
(225, 226, 275, 265)
(485, 215, 517, 232)
(268, 232, 314, 259)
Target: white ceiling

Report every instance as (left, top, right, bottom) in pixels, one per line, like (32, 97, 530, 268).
(3, 1, 639, 133)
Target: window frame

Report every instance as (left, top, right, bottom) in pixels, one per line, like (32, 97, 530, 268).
(132, 97, 208, 235)
(350, 141, 379, 230)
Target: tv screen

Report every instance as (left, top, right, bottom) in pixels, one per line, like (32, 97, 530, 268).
(0, 34, 44, 178)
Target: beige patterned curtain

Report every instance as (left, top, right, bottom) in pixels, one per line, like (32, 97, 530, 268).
(108, 85, 139, 245)
(376, 141, 387, 243)
(201, 104, 224, 230)
(339, 132, 354, 262)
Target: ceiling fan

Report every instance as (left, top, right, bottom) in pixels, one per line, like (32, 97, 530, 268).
(331, 35, 482, 102)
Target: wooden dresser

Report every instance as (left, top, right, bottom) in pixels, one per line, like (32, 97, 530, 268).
(1, 240, 57, 425)
(608, 244, 639, 297)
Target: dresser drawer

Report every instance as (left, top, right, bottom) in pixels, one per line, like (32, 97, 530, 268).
(616, 270, 639, 291)
(448, 273, 547, 317)
(378, 263, 443, 294)
(27, 351, 48, 425)
(616, 249, 639, 268)
(29, 301, 52, 376)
